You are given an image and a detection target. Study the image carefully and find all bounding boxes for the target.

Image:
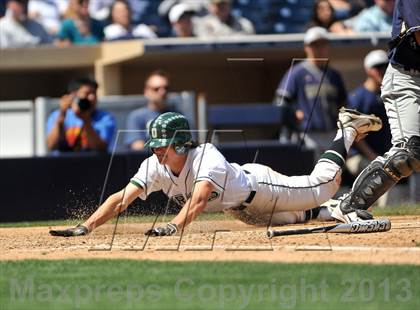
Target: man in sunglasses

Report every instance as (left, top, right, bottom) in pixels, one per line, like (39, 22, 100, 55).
(345, 50, 392, 178)
(125, 70, 173, 150)
(50, 109, 383, 237)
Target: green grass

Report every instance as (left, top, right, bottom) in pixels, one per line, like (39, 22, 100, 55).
(372, 204, 420, 216)
(0, 260, 419, 310)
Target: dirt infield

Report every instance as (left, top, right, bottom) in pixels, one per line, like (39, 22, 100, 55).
(1, 216, 419, 264)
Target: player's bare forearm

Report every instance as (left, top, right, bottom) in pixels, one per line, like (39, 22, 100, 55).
(172, 197, 207, 229)
(172, 181, 214, 229)
(83, 183, 142, 232)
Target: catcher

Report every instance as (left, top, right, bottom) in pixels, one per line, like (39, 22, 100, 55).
(50, 109, 382, 237)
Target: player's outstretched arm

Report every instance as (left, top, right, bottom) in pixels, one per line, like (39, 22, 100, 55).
(50, 183, 142, 237)
(173, 181, 214, 229)
(145, 181, 214, 237)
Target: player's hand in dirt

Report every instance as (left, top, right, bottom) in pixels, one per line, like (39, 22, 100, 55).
(145, 223, 178, 236)
(49, 224, 89, 237)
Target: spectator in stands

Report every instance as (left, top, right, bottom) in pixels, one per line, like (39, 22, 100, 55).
(28, 0, 66, 35)
(125, 70, 173, 151)
(1, 0, 7, 17)
(55, 0, 104, 46)
(274, 27, 347, 150)
(351, 0, 394, 32)
(104, 0, 156, 41)
(158, 0, 207, 18)
(346, 50, 391, 176)
(329, 0, 366, 20)
(195, 0, 254, 38)
(168, 2, 196, 37)
(46, 77, 116, 153)
(89, 0, 151, 25)
(88, 0, 113, 21)
(127, 0, 149, 25)
(308, 0, 353, 34)
(0, 0, 52, 48)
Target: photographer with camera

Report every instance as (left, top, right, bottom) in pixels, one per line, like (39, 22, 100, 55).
(46, 77, 116, 152)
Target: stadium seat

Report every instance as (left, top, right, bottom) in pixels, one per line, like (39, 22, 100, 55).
(231, 0, 315, 34)
(206, 103, 294, 143)
(0, 100, 34, 158)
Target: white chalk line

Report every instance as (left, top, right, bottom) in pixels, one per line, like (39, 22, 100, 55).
(24, 244, 420, 253)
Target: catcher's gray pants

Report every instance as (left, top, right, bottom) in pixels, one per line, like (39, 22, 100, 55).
(381, 64, 420, 151)
(371, 64, 420, 166)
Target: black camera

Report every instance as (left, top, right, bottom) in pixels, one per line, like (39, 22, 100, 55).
(75, 97, 91, 112)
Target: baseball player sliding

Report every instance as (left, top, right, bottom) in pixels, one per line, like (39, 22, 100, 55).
(50, 109, 382, 237)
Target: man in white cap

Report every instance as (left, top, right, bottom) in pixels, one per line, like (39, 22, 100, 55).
(345, 50, 392, 177)
(275, 26, 347, 151)
(168, 3, 196, 37)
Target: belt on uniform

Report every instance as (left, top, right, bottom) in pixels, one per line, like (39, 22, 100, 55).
(231, 189, 256, 211)
(244, 190, 256, 204)
(393, 63, 420, 75)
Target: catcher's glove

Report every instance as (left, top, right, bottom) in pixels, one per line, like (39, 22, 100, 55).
(49, 224, 88, 237)
(145, 223, 178, 236)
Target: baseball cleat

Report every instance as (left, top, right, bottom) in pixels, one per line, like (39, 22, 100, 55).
(337, 107, 382, 138)
(317, 198, 341, 221)
(328, 194, 374, 223)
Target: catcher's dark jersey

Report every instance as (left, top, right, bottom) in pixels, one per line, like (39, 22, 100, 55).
(389, 0, 420, 70)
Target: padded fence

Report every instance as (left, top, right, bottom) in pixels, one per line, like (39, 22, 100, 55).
(0, 144, 315, 222)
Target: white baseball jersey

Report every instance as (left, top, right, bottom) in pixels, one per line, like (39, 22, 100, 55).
(130, 143, 253, 211)
(130, 143, 342, 222)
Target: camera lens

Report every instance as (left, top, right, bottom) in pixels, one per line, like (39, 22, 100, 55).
(76, 97, 91, 111)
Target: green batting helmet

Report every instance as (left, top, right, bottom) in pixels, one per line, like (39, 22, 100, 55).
(144, 112, 192, 150)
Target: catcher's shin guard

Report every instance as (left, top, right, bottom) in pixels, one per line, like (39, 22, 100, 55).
(339, 135, 420, 214)
(407, 135, 420, 172)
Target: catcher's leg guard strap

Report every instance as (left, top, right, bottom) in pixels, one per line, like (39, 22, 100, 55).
(407, 135, 420, 172)
(340, 138, 420, 214)
(384, 149, 416, 181)
(340, 161, 396, 213)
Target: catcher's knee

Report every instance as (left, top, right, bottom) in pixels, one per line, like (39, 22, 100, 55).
(340, 137, 420, 211)
(385, 136, 420, 180)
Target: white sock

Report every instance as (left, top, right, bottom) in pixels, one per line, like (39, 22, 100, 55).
(334, 127, 357, 153)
